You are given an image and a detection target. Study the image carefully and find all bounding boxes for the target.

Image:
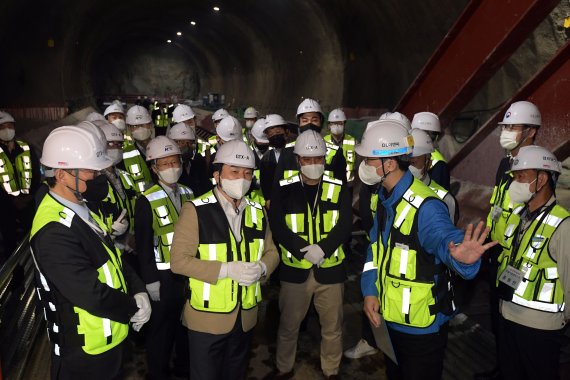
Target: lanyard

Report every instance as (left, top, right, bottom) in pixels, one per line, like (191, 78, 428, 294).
(509, 202, 555, 267)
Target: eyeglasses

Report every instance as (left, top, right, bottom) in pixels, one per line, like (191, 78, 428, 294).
(156, 160, 181, 169)
(501, 125, 527, 132)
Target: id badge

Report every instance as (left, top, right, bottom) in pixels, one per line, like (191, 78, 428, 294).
(498, 265, 524, 289)
(491, 205, 503, 222)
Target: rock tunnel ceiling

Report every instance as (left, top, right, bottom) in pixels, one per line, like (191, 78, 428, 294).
(0, 0, 471, 114)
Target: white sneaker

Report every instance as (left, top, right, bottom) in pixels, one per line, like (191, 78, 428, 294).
(343, 339, 378, 359)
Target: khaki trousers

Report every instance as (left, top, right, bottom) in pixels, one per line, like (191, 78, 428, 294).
(276, 270, 344, 376)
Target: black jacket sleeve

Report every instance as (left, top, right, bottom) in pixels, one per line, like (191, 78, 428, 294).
(134, 195, 159, 284)
(359, 184, 374, 234)
(428, 161, 451, 190)
(327, 149, 347, 183)
(33, 224, 139, 323)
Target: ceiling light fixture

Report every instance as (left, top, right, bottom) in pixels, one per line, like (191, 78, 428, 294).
(213, 6, 220, 11)
(190, 21, 196, 26)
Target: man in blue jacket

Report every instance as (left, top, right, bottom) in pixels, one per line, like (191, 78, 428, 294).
(357, 119, 497, 380)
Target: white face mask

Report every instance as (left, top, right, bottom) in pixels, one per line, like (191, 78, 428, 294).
(409, 165, 429, 184)
(0, 128, 15, 142)
(330, 124, 344, 136)
(132, 127, 152, 141)
(301, 164, 325, 180)
(111, 119, 126, 131)
(508, 178, 537, 204)
(499, 130, 520, 150)
(157, 167, 182, 184)
(107, 148, 123, 165)
(245, 120, 254, 128)
(358, 161, 388, 185)
(221, 178, 251, 199)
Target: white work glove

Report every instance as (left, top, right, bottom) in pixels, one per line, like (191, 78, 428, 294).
(111, 209, 129, 237)
(131, 292, 152, 331)
(145, 281, 161, 302)
(219, 261, 264, 286)
(301, 244, 325, 267)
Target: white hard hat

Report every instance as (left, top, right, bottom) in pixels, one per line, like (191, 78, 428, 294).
(251, 118, 269, 144)
(296, 98, 323, 118)
(168, 122, 196, 140)
(411, 112, 441, 133)
(76, 121, 107, 147)
(356, 120, 414, 158)
(410, 129, 434, 157)
(145, 136, 181, 161)
(213, 139, 255, 169)
(498, 101, 541, 127)
(103, 103, 124, 117)
(244, 106, 258, 119)
(0, 111, 15, 124)
(264, 114, 286, 132)
(126, 105, 152, 125)
(212, 108, 229, 122)
(216, 116, 243, 141)
(93, 120, 124, 143)
(328, 108, 346, 122)
(379, 112, 411, 131)
(86, 112, 106, 122)
(293, 130, 327, 157)
(510, 145, 560, 173)
(41, 126, 113, 170)
(172, 104, 196, 123)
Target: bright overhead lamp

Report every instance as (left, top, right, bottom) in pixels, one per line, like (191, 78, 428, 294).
(167, 39, 172, 43)
(177, 31, 182, 36)
(190, 21, 196, 26)
(213, 6, 220, 11)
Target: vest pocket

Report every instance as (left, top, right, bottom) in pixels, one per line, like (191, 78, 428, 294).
(189, 277, 235, 312)
(388, 245, 417, 280)
(382, 277, 436, 328)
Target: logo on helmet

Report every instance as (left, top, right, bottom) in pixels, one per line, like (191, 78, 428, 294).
(236, 154, 250, 160)
(165, 145, 173, 152)
(505, 111, 511, 119)
(513, 158, 519, 166)
(382, 142, 400, 148)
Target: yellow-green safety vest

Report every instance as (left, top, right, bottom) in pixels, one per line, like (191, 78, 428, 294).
(122, 141, 152, 193)
(496, 203, 569, 313)
(189, 191, 266, 312)
(30, 194, 129, 355)
(373, 179, 452, 328)
(430, 149, 447, 167)
(278, 174, 345, 269)
(0, 140, 33, 196)
(324, 134, 356, 182)
(487, 172, 519, 242)
(143, 183, 194, 270)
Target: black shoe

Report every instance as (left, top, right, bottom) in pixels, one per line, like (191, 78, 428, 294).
(474, 367, 501, 380)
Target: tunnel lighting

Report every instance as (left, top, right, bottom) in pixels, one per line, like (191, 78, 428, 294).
(213, 6, 220, 11)
(190, 21, 196, 26)
(167, 39, 172, 43)
(177, 31, 182, 36)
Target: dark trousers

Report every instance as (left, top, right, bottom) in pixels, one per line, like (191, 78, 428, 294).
(187, 314, 253, 380)
(145, 272, 189, 379)
(385, 323, 448, 380)
(0, 195, 34, 263)
(51, 342, 124, 380)
(362, 312, 377, 348)
(498, 316, 564, 380)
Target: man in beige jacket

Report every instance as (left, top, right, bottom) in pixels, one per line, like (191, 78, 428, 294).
(171, 139, 279, 380)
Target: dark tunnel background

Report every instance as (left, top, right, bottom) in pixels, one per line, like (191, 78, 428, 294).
(0, 0, 476, 115)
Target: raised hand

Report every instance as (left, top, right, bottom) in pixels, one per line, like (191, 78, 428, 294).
(449, 221, 498, 264)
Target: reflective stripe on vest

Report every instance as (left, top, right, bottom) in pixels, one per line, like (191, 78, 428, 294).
(189, 192, 265, 312)
(279, 175, 344, 269)
(428, 179, 448, 200)
(496, 203, 569, 313)
(373, 179, 445, 328)
(0, 141, 33, 196)
(143, 184, 193, 269)
(30, 195, 129, 355)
